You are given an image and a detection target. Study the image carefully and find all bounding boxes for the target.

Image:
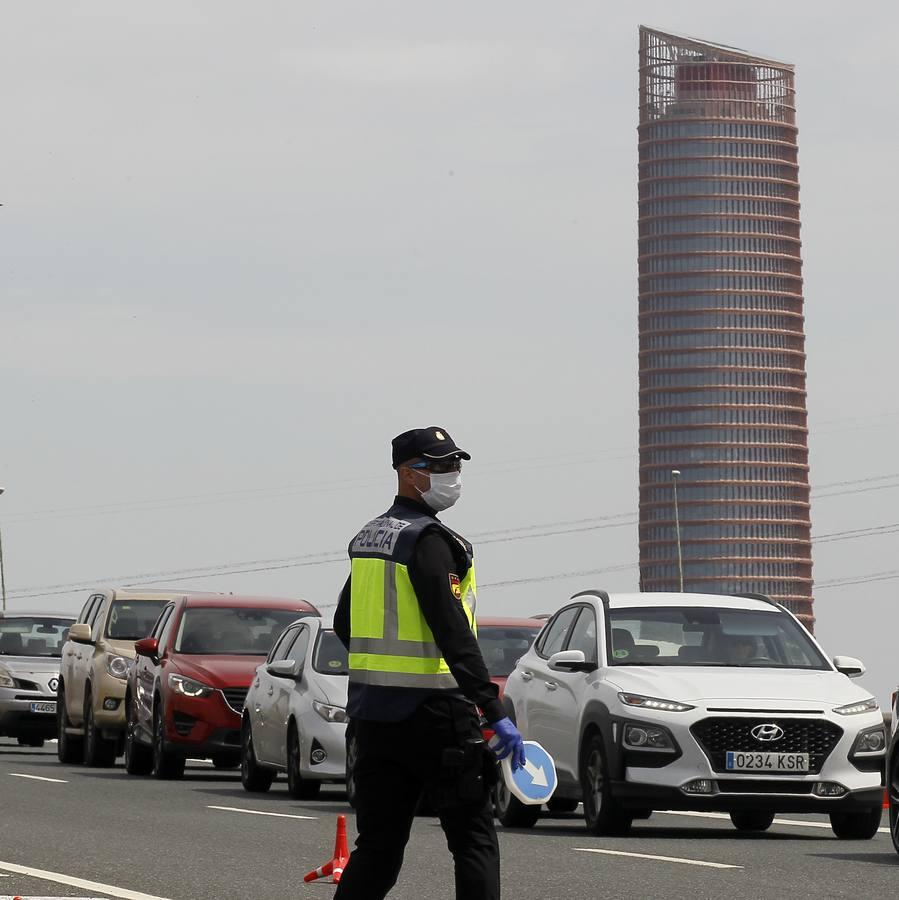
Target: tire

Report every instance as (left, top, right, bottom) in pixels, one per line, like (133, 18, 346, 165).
(151, 704, 185, 780)
(83, 691, 118, 767)
(547, 797, 580, 813)
(345, 730, 358, 808)
(494, 779, 540, 828)
(212, 753, 241, 770)
(17, 737, 45, 748)
(580, 732, 633, 836)
(890, 750, 899, 855)
(240, 717, 274, 793)
(730, 810, 775, 832)
(56, 682, 83, 764)
(830, 807, 882, 840)
(287, 724, 321, 800)
(124, 693, 153, 776)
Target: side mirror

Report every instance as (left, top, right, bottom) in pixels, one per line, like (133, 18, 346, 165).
(68, 623, 94, 645)
(548, 649, 596, 673)
(833, 656, 865, 678)
(267, 659, 302, 679)
(134, 637, 159, 660)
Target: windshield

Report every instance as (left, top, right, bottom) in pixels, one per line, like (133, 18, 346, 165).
(608, 607, 829, 669)
(313, 630, 349, 675)
(477, 625, 541, 678)
(175, 607, 312, 655)
(106, 600, 170, 641)
(0, 617, 75, 657)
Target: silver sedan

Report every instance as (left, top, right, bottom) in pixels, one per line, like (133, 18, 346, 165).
(240, 618, 347, 799)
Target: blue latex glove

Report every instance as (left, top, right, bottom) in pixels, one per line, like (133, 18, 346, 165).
(488, 717, 526, 771)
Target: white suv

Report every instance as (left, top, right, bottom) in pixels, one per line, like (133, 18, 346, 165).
(501, 591, 885, 839)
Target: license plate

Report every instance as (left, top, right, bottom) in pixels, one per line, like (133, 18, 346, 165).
(726, 751, 809, 772)
(29, 701, 56, 714)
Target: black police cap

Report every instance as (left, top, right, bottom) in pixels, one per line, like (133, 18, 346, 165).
(391, 427, 471, 469)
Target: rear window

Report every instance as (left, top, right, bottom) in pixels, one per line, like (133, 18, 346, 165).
(175, 607, 313, 655)
(313, 630, 349, 675)
(105, 601, 170, 641)
(477, 625, 541, 678)
(0, 617, 74, 657)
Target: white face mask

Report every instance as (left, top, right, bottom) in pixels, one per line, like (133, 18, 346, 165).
(418, 470, 463, 512)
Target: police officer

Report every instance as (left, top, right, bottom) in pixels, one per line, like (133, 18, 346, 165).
(333, 427, 525, 900)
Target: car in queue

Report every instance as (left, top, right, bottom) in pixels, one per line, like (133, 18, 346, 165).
(241, 620, 348, 798)
(124, 594, 319, 779)
(0, 611, 75, 747)
(501, 590, 886, 838)
(57, 590, 173, 766)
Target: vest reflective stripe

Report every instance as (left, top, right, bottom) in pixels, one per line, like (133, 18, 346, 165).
(346, 666, 461, 689)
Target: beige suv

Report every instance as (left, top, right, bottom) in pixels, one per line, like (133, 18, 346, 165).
(57, 589, 173, 766)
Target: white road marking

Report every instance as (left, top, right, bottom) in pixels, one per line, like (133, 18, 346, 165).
(574, 847, 742, 869)
(0, 860, 170, 899)
(208, 805, 317, 820)
(9, 772, 68, 783)
(656, 810, 890, 834)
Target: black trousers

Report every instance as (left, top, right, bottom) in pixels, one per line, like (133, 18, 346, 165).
(334, 697, 500, 900)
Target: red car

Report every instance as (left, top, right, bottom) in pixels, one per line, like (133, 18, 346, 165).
(124, 593, 318, 778)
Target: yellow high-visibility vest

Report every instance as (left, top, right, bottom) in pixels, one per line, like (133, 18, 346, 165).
(347, 504, 476, 690)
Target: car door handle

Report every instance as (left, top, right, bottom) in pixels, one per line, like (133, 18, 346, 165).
(544, 681, 557, 691)
(520, 671, 533, 682)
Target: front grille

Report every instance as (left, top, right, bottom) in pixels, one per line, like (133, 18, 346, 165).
(15, 679, 40, 692)
(716, 780, 813, 794)
(691, 717, 843, 775)
(221, 688, 248, 714)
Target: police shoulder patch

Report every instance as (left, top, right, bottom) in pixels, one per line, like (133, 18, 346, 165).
(448, 573, 462, 600)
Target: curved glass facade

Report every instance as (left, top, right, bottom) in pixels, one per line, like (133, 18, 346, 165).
(638, 28, 813, 623)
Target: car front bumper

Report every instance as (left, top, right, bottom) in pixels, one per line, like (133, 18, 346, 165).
(299, 716, 347, 782)
(612, 708, 885, 813)
(163, 690, 243, 759)
(0, 688, 59, 738)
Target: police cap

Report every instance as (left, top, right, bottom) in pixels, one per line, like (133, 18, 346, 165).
(391, 427, 471, 469)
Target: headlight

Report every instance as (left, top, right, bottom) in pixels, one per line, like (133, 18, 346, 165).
(833, 697, 879, 716)
(105, 654, 131, 680)
(618, 692, 695, 713)
(0, 666, 14, 688)
(851, 725, 886, 755)
(313, 701, 348, 724)
(623, 723, 677, 751)
(168, 674, 214, 698)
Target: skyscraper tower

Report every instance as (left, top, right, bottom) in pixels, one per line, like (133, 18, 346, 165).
(637, 27, 813, 624)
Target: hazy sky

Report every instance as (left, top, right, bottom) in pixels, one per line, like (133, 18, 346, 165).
(2, 2, 898, 703)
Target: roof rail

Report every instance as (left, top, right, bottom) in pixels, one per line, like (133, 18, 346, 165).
(571, 589, 610, 607)
(733, 592, 786, 612)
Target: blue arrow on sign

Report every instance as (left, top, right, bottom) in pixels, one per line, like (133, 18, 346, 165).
(501, 740, 558, 805)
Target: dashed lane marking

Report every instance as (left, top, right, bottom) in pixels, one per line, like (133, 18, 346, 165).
(0, 860, 170, 899)
(9, 773, 68, 783)
(656, 810, 890, 835)
(574, 847, 742, 869)
(207, 805, 317, 820)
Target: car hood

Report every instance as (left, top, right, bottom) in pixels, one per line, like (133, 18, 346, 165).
(0, 656, 62, 676)
(172, 655, 264, 688)
(605, 666, 872, 707)
(104, 639, 138, 659)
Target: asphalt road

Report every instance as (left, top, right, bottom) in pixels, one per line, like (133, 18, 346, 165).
(2, 739, 897, 900)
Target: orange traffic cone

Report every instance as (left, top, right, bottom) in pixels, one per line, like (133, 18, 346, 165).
(304, 814, 351, 884)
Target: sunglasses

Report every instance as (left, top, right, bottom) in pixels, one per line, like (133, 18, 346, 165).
(406, 458, 463, 474)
